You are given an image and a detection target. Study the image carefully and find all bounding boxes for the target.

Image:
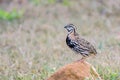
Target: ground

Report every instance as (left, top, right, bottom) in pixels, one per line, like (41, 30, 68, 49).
(0, 0, 120, 80)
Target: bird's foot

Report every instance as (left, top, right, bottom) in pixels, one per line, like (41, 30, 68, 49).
(76, 58, 85, 62)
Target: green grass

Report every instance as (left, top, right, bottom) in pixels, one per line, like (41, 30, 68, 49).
(30, 0, 41, 5)
(62, 0, 71, 6)
(0, 9, 24, 21)
(97, 66, 120, 80)
(29, 0, 70, 5)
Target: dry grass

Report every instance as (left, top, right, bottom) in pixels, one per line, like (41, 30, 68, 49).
(0, 0, 120, 80)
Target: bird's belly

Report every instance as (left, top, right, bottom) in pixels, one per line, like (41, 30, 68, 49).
(67, 42, 75, 48)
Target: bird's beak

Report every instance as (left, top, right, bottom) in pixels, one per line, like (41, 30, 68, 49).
(64, 26, 67, 28)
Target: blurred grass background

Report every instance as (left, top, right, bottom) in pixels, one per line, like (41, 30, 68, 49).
(0, 0, 120, 80)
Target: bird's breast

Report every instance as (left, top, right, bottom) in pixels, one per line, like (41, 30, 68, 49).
(66, 36, 76, 48)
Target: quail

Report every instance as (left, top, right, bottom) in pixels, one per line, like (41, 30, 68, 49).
(64, 24, 97, 60)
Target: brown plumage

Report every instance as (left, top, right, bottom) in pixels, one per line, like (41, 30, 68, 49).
(64, 24, 97, 60)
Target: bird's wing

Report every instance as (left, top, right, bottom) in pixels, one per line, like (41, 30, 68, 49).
(75, 36, 97, 54)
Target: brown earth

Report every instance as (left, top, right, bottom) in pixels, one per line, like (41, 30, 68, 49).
(47, 60, 102, 80)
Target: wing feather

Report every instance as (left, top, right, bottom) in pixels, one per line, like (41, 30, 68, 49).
(75, 35, 97, 55)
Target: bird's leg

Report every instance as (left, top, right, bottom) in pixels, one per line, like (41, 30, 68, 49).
(76, 57, 86, 62)
(80, 57, 86, 62)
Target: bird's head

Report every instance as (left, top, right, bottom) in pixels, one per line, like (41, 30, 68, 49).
(64, 24, 76, 33)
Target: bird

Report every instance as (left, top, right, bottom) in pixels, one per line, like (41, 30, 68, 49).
(64, 24, 97, 61)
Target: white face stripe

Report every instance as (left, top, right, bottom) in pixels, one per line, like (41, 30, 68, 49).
(66, 27, 74, 33)
(66, 24, 75, 31)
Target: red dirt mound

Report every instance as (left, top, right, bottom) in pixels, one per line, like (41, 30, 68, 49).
(47, 60, 102, 80)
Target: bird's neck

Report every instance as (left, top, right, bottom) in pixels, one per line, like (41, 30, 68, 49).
(67, 30, 78, 40)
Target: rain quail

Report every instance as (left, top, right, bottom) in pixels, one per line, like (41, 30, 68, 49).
(64, 24, 97, 60)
